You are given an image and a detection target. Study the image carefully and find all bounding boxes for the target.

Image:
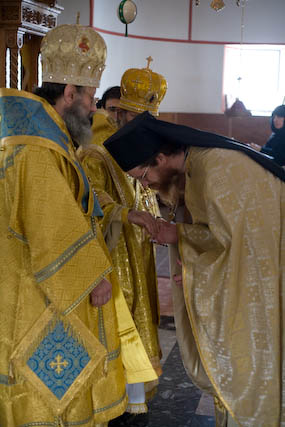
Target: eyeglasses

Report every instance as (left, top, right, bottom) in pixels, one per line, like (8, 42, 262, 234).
(137, 165, 149, 182)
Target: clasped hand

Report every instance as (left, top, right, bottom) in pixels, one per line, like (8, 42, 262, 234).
(90, 214, 179, 306)
(90, 278, 112, 307)
(128, 209, 178, 245)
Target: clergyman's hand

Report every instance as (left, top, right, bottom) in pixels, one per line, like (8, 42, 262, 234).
(173, 274, 183, 287)
(249, 143, 262, 151)
(128, 209, 159, 237)
(155, 220, 178, 245)
(90, 278, 112, 307)
(173, 259, 182, 287)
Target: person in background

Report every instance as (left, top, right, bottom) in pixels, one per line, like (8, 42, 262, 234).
(91, 86, 121, 146)
(101, 86, 121, 123)
(0, 24, 129, 427)
(104, 110, 285, 427)
(80, 59, 167, 427)
(250, 104, 285, 166)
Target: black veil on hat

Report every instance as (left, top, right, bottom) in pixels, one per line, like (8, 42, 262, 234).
(104, 112, 164, 171)
(104, 111, 285, 182)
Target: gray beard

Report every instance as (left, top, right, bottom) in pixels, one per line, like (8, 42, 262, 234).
(63, 102, 92, 148)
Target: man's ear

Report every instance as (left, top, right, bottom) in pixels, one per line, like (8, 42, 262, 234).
(63, 85, 77, 106)
(156, 152, 167, 165)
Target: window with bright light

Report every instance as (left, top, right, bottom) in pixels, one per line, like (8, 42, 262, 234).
(224, 45, 285, 116)
(38, 53, 42, 87)
(6, 48, 10, 88)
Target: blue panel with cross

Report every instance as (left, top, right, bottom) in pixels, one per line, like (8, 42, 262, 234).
(27, 321, 90, 399)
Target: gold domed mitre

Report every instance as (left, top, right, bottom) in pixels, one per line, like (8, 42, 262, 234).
(41, 24, 107, 87)
(119, 57, 167, 116)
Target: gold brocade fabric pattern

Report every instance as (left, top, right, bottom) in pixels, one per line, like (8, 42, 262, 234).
(81, 145, 162, 377)
(0, 90, 127, 426)
(178, 147, 285, 426)
(91, 110, 119, 147)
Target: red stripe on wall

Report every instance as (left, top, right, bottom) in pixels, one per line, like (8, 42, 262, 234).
(89, 0, 94, 27)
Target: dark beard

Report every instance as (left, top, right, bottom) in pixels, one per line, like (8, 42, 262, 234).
(62, 101, 92, 147)
(156, 172, 185, 208)
(148, 166, 178, 192)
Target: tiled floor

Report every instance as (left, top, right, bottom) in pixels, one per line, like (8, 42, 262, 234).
(155, 245, 216, 426)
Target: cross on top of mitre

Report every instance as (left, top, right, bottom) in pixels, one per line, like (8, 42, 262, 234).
(146, 56, 153, 69)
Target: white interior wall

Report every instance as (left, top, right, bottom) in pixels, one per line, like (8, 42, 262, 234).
(192, 0, 285, 43)
(57, 0, 89, 26)
(96, 34, 225, 114)
(57, 0, 285, 113)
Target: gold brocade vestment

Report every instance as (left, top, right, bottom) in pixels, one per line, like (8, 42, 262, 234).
(0, 89, 128, 426)
(176, 147, 285, 426)
(81, 145, 162, 383)
(91, 110, 119, 146)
